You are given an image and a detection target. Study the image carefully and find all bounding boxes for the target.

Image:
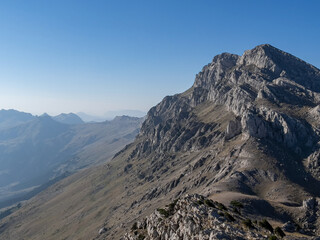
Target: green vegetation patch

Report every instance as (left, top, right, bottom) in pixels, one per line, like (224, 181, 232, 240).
(137, 234, 145, 240)
(204, 199, 215, 208)
(157, 208, 170, 218)
(197, 199, 204, 205)
(232, 207, 241, 215)
(259, 219, 273, 233)
(274, 227, 285, 238)
(224, 212, 235, 222)
(216, 202, 227, 211)
(217, 211, 224, 216)
(131, 222, 138, 231)
(242, 219, 254, 229)
(268, 236, 278, 240)
(230, 200, 244, 208)
(168, 199, 178, 214)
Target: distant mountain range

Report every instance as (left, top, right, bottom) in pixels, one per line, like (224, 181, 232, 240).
(77, 110, 146, 122)
(0, 109, 143, 208)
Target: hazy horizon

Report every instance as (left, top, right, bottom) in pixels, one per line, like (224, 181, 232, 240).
(1, 1, 319, 115)
(0, 107, 146, 119)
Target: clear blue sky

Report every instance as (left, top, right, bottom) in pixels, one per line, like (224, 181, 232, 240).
(0, 0, 319, 116)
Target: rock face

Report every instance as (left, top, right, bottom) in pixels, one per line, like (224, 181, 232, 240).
(134, 44, 320, 159)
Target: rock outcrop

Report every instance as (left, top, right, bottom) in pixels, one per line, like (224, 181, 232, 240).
(124, 194, 318, 240)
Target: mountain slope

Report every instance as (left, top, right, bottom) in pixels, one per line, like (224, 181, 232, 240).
(1, 44, 320, 239)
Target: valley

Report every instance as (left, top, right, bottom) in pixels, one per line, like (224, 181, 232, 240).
(0, 111, 143, 210)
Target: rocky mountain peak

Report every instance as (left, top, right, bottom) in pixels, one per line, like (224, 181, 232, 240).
(131, 44, 320, 181)
(240, 44, 320, 91)
(238, 44, 284, 74)
(211, 52, 239, 69)
(191, 44, 320, 116)
(193, 52, 239, 89)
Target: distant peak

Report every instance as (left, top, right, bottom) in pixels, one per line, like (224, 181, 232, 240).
(113, 115, 137, 121)
(211, 52, 239, 66)
(0, 109, 33, 115)
(237, 44, 299, 76)
(213, 52, 239, 61)
(40, 113, 50, 117)
(254, 43, 276, 50)
(196, 52, 240, 77)
(53, 113, 84, 125)
(56, 113, 77, 117)
(245, 43, 286, 57)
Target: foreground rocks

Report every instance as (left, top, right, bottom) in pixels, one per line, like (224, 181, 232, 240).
(123, 194, 318, 240)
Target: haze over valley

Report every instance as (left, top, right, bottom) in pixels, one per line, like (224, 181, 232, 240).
(0, 109, 143, 208)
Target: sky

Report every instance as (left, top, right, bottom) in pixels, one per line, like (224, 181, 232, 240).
(0, 0, 319, 116)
